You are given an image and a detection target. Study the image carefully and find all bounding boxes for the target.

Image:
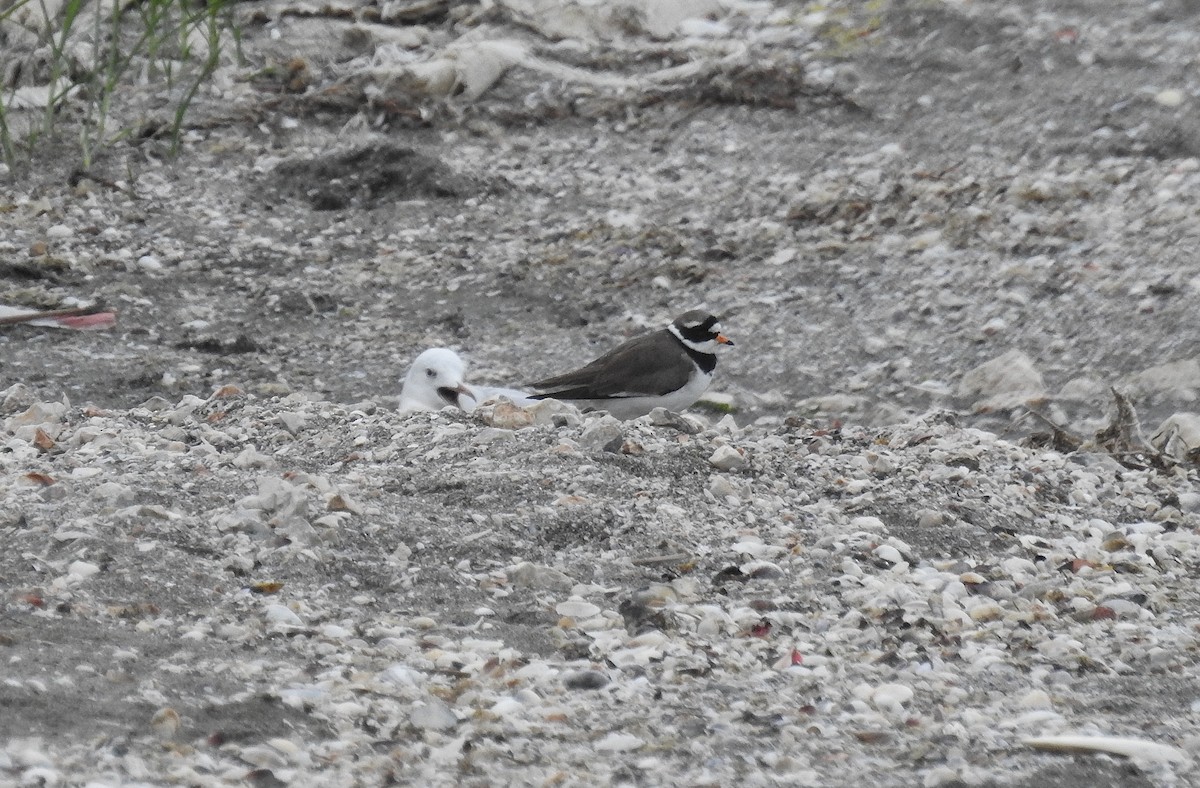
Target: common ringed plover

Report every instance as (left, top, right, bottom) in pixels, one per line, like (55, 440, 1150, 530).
(528, 310, 734, 419)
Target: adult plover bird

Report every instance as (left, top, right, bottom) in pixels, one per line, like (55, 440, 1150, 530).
(399, 348, 534, 413)
(528, 310, 734, 419)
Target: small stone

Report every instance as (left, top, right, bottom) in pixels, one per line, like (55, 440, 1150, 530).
(1154, 88, 1185, 107)
(1102, 598, 1143, 618)
(529, 398, 582, 427)
(709, 475, 737, 498)
(265, 604, 303, 626)
(380, 664, 421, 686)
(1019, 689, 1053, 710)
(580, 416, 623, 452)
(563, 670, 609, 690)
(509, 562, 574, 591)
(556, 599, 601, 619)
(1150, 413, 1200, 462)
(871, 683, 914, 712)
(137, 254, 164, 271)
(233, 445, 274, 469)
(1058, 377, 1105, 402)
(327, 494, 361, 514)
(1124, 360, 1200, 397)
(68, 561, 100, 579)
(473, 427, 516, 444)
(980, 317, 1008, 336)
(20, 767, 62, 786)
(410, 698, 457, 730)
(277, 411, 307, 435)
(594, 732, 644, 752)
(150, 707, 181, 741)
(708, 445, 746, 471)
(0, 384, 36, 416)
(46, 224, 73, 239)
(139, 396, 172, 412)
(647, 407, 702, 434)
(793, 394, 865, 415)
(6, 401, 67, 429)
(477, 400, 535, 430)
(87, 479, 132, 503)
(873, 545, 905, 566)
(958, 350, 1045, 410)
(917, 510, 945, 528)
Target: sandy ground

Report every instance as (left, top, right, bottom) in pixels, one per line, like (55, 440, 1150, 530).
(2, 0, 1200, 785)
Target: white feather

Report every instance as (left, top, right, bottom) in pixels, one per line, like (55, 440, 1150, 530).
(399, 348, 535, 414)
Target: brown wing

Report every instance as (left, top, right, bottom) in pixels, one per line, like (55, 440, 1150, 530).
(531, 329, 692, 399)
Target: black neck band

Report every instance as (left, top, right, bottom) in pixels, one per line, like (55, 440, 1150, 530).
(680, 342, 717, 374)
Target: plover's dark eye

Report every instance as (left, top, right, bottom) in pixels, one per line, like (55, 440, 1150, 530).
(425, 368, 437, 378)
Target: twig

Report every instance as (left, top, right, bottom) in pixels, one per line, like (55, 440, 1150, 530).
(1023, 406, 1083, 452)
(0, 306, 104, 326)
(630, 553, 691, 567)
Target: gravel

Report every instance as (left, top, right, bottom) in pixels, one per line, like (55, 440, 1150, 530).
(3, 391, 1199, 786)
(2, 0, 1200, 785)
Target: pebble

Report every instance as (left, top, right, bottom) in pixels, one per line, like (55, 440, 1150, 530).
(872, 545, 904, 566)
(957, 350, 1045, 409)
(90, 482, 134, 504)
(264, 604, 303, 626)
(1150, 412, 1200, 461)
(594, 732, 644, 752)
(509, 562, 574, 591)
(647, 407, 703, 434)
(277, 411, 307, 435)
(529, 399, 582, 427)
(555, 599, 601, 619)
(1154, 88, 1185, 107)
(6, 402, 67, 429)
(708, 475, 738, 498)
(410, 698, 457, 730)
(150, 707, 181, 741)
(579, 416, 623, 452)
(67, 561, 100, 579)
(1018, 689, 1053, 710)
(793, 394, 865, 415)
(477, 401, 535, 430)
(563, 670, 609, 690)
(870, 683, 914, 712)
(708, 445, 746, 471)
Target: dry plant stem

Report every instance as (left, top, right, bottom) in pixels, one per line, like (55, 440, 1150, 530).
(0, 0, 236, 168)
(1022, 406, 1083, 452)
(0, 306, 107, 326)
